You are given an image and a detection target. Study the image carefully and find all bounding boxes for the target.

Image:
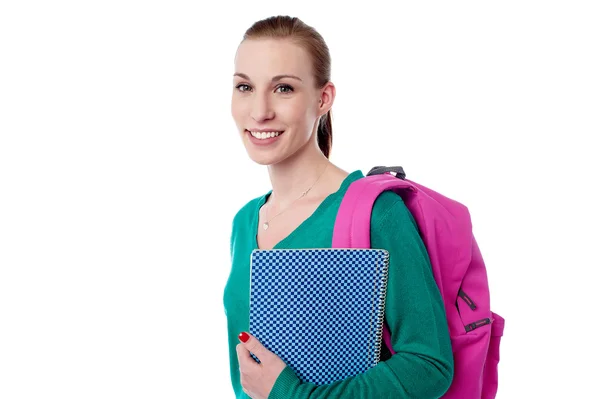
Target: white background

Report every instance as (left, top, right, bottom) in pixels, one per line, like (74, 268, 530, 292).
(1, 1, 598, 398)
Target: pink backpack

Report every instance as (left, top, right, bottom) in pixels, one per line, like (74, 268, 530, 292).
(332, 166, 504, 398)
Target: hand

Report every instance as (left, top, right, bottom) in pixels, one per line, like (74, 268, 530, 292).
(237, 331, 287, 399)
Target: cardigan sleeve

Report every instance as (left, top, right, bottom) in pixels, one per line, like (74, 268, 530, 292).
(268, 194, 453, 399)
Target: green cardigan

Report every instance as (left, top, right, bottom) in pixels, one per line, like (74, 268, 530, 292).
(223, 170, 453, 398)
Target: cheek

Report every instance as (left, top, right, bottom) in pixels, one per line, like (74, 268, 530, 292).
(279, 101, 312, 129)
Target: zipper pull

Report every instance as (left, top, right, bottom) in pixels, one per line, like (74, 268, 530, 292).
(458, 289, 477, 310)
(465, 318, 491, 332)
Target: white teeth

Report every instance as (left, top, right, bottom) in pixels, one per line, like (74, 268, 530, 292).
(249, 131, 282, 139)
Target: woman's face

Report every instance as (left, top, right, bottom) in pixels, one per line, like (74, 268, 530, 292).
(231, 39, 324, 166)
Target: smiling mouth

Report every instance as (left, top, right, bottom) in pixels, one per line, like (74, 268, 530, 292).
(246, 130, 285, 140)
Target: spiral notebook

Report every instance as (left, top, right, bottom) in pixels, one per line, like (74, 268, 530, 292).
(249, 248, 390, 385)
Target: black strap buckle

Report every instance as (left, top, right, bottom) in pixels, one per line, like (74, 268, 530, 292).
(367, 166, 406, 180)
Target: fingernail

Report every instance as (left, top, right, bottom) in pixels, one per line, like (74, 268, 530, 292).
(238, 331, 249, 343)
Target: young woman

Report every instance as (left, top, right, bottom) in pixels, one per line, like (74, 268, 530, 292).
(223, 15, 453, 399)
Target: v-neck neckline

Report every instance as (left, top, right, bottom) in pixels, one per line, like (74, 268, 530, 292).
(253, 170, 363, 250)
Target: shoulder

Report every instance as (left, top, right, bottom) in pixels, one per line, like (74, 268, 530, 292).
(370, 191, 430, 269)
(371, 191, 418, 231)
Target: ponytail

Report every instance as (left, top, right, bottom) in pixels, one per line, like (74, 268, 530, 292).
(317, 109, 333, 158)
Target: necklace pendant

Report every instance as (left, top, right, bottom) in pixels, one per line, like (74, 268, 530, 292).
(263, 222, 269, 230)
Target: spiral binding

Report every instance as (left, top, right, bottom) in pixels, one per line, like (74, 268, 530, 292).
(372, 249, 390, 367)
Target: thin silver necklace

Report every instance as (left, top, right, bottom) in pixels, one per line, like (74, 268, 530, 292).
(263, 163, 329, 231)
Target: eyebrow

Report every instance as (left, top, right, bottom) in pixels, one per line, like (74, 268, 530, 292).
(233, 73, 303, 83)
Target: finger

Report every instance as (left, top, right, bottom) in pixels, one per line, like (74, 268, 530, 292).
(238, 331, 270, 361)
(236, 343, 259, 372)
(236, 343, 249, 366)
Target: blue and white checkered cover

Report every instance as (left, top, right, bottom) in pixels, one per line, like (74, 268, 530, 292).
(249, 248, 390, 385)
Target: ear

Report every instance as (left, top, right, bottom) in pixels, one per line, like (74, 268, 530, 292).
(319, 82, 336, 115)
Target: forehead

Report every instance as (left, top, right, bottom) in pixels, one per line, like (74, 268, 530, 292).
(234, 39, 312, 82)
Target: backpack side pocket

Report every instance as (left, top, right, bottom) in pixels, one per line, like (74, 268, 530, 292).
(482, 312, 505, 399)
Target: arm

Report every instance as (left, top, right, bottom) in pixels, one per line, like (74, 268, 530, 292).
(268, 196, 454, 399)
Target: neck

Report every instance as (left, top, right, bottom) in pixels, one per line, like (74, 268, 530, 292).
(266, 141, 331, 209)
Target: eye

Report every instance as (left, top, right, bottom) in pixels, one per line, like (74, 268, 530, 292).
(236, 84, 251, 92)
(276, 84, 294, 93)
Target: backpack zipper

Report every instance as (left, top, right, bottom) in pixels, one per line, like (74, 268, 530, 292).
(465, 318, 491, 332)
(458, 289, 477, 310)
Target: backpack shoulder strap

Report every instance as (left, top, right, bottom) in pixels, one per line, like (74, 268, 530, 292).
(332, 174, 415, 248)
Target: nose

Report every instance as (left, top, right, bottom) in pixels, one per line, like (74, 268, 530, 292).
(250, 94, 275, 122)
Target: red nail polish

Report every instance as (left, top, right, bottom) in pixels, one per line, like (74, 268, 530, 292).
(239, 331, 250, 343)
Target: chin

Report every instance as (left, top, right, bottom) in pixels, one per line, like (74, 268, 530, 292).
(247, 152, 284, 166)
